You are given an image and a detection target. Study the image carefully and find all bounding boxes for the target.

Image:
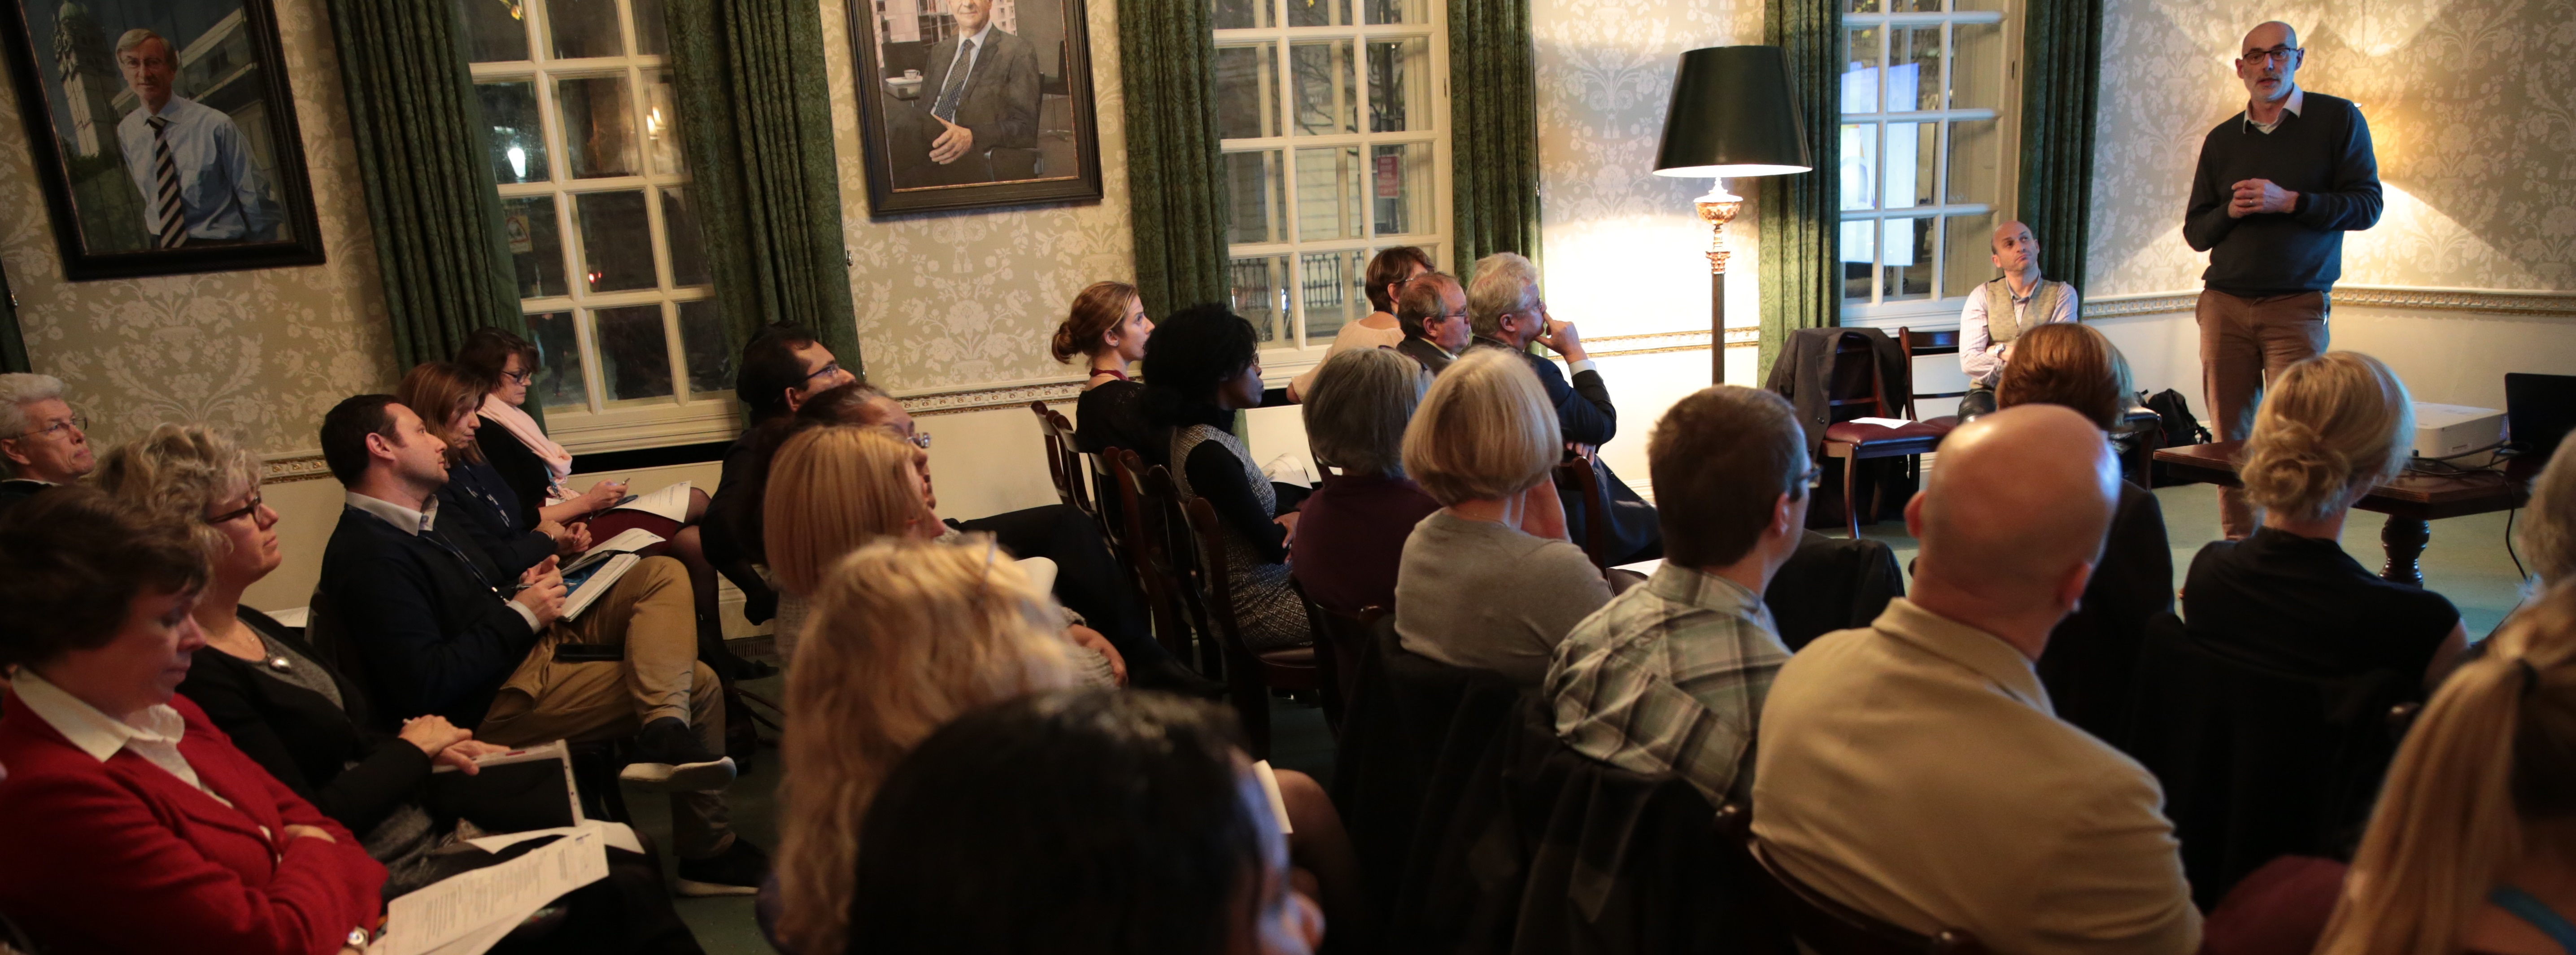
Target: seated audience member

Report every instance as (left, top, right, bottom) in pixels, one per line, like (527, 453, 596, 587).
(1286, 245, 1433, 401)
(705, 323, 860, 624)
(777, 538, 1354, 954)
(847, 689, 1325, 955)
(1393, 271, 1472, 375)
(2516, 443, 2576, 594)
(0, 488, 386, 955)
(1052, 280, 1159, 461)
(1464, 251, 1660, 564)
(1958, 221, 2079, 416)
(2184, 352, 2467, 687)
(314, 395, 769, 895)
(1993, 323, 2174, 743)
(2311, 578, 2576, 955)
(0, 372, 95, 510)
(1394, 349, 1613, 684)
(1754, 406, 2200, 955)
(398, 362, 585, 578)
(1147, 305, 1312, 652)
(1546, 385, 1807, 802)
(1292, 347, 1438, 616)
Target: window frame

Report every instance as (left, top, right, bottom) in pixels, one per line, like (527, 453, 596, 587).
(1213, 0, 1455, 374)
(464, 0, 740, 454)
(1835, 0, 2024, 331)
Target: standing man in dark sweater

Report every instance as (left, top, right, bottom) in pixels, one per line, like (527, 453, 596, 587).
(2184, 20, 2381, 537)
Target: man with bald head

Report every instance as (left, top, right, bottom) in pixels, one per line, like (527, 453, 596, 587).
(2184, 20, 2381, 538)
(1957, 220, 2078, 414)
(1752, 405, 2199, 955)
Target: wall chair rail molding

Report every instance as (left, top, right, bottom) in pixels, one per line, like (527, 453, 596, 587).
(2082, 287, 2576, 321)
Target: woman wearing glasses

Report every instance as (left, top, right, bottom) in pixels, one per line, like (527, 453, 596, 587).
(0, 372, 96, 511)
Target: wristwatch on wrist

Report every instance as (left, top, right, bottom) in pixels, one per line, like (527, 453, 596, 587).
(348, 927, 370, 949)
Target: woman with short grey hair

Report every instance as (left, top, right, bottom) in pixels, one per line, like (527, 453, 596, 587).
(0, 372, 94, 507)
(1291, 348, 1439, 615)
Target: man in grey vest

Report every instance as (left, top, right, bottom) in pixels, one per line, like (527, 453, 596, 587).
(1958, 221, 2078, 416)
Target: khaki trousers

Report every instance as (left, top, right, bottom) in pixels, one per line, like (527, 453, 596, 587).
(2197, 289, 2330, 538)
(476, 556, 732, 859)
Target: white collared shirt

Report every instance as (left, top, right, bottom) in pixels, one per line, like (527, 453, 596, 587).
(942, 20, 999, 97)
(2245, 85, 2305, 135)
(9, 669, 231, 807)
(345, 491, 543, 633)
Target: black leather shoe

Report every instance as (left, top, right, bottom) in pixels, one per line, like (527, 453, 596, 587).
(675, 838, 769, 897)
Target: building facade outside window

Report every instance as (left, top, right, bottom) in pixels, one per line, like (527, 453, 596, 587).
(1836, 0, 2021, 328)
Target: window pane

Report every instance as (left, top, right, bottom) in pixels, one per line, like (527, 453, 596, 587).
(456, 0, 531, 62)
(1294, 146, 1363, 240)
(643, 72, 684, 175)
(1229, 255, 1292, 344)
(502, 196, 567, 298)
(527, 310, 588, 410)
(1367, 39, 1431, 133)
(1300, 250, 1367, 343)
(1841, 26, 1880, 113)
(1951, 22, 2005, 110)
(1224, 151, 1286, 243)
(1371, 142, 1433, 235)
(1840, 219, 1874, 302)
(558, 76, 641, 179)
(1216, 44, 1281, 140)
(546, 0, 624, 59)
(1945, 118, 2002, 207)
(1212, 0, 1273, 29)
(1845, 0, 1879, 12)
(660, 187, 711, 287)
(1894, 0, 1940, 11)
(1286, 0, 1352, 27)
(1881, 216, 1933, 301)
(1942, 212, 1996, 298)
(1290, 40, 1357, 135)
(1891, 26, 1941, 111)
(479, 82, 549, 184)
(631, 0, 670, 56)
(575, 191, 658, 292)
(594, 305, 676, 401)
(1883, 121, 1933, 209)
(1838, 123, 1876, 210)
(1364, 0, 1424, 24)
(678, 299, 733, 395)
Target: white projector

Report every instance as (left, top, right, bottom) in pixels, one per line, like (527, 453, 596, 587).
(2413, 402, 2506, 459)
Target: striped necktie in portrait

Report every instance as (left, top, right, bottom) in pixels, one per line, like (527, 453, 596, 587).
(148, 115, 184, 249)
(932, 38, 976, 123)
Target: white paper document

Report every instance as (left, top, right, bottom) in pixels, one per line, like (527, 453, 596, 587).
(374, 821, 611, 955)
(562, 528, 666, 576)
(610, 481, 693, 522)
(1850, 417, 1913, 428)
(1261, 453, 1315, 489)
(558, 554, 639, 620)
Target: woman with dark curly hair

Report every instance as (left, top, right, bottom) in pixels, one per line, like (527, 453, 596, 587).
(1145, 305, 1310, 652)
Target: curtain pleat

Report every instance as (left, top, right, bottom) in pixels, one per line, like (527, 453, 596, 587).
(667, 0, 863, 376)
(1757, 0, 1841, 379)
(1449, 0, 1540, 277)
(0, 262, 26, 373)
(2017, 0, 2105, 294)
(1120, 0, 1230, 318)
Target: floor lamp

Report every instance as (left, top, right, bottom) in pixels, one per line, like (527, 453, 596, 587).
(1652, 46, 1813, 384)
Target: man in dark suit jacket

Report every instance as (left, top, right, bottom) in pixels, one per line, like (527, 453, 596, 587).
(891, 0, 1041, 188)
(1395, 271, 1471, 375)
(1463, 252, 1661, 564)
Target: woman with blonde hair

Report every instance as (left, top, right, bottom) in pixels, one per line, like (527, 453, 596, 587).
(2313, 577, 2576, 955)
(2182, 351, 2467, 686)
(1391, 348, 1610, 684)
(2519, 446, 2576, 591)
(762, 426, 947, 662)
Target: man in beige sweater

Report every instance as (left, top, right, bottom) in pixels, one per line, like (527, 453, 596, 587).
(1752, 405, 2201, 955)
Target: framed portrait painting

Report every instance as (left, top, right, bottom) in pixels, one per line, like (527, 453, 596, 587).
(0, 0, 323, 280)
(845, 0, 1105, 216)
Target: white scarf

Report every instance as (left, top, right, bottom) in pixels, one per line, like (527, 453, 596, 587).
(480, 393, 574, 501)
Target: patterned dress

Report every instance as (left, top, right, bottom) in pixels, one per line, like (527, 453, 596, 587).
(1170, 423, 1309, 652)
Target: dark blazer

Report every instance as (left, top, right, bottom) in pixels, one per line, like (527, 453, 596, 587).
(176, 608, 435, 838)
(439, 457, 556, 580)
(923, 27, 1041, 152)
(1396, 337, 1454, 375)
(0, 692, 385, 955)
(2038, 480, 2173, 748)
(475, 419, 557, 532)
(0, 478, 50, 513)
(318, 503, 540, 729)
(1471, 336, 1616, 447)
(1764, 326, 1909, 457)
(704, 426, 781, 623)
(1765, 531, 1905, 651)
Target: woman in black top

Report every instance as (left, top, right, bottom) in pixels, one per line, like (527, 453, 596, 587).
(2181, 352, 2466, 685)
(1145, 305, 1310, 651)
(1052, 280, 1160, 465)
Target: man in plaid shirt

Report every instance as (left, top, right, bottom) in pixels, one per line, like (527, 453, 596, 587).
(1543, 385, 1813, 802)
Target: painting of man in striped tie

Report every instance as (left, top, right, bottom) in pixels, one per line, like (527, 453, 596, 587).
(111, 26, 280, 247)
(876, 0, 1043, 190)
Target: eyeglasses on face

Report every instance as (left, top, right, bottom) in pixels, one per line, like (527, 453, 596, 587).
(5, 414, 85, 441)
(802, 362, 844, 384)
(2242, 46, 2301, 65)
(902, 431, 932, 449)
(502, 369, 535, 385)
(206, 492, 266, 526)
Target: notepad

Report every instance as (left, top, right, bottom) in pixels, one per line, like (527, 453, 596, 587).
(608, 481, 692, 523)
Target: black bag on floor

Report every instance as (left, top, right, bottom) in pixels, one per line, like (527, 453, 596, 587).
(2144, 389, 2215, 487)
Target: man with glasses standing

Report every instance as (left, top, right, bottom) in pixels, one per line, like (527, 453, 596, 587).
(0, 374, 95, 511)
(2184, 20, 2382, 538)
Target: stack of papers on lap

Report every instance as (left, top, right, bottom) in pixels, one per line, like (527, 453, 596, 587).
(371, 820, 611, 955)
(610, 482, 692, 523)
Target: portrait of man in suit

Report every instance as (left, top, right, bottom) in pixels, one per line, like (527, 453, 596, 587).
(113, 27, 280, 246)
(885, 0, 1041, 189)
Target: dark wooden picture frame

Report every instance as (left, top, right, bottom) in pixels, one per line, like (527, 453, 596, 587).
(0, 0, 323, 280)
(844, 0, 1104, 217)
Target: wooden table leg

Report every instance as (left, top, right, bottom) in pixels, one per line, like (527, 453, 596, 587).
(2381, 516, 2430, 587)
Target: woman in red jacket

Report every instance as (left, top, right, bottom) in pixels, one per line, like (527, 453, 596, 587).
(0, 487, 384, 955)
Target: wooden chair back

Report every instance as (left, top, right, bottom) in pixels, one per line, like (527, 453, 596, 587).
(1717, 804, 1990, 955)
(1896, 327, 1963, 420)
(1290, 578, 1379, 735)
(1109, 448, 1199, 663)
(1029, 401, 1097, 519)
(1182, 496, 1321, 758)
(1553, 457, 1613, 570)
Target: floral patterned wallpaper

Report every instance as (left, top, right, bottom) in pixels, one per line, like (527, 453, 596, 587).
(820, 0, 1134, 392)
(0, 0, 397, 459)
(1532, 0, 1765, 340)
(2089, 0, 2576, 297)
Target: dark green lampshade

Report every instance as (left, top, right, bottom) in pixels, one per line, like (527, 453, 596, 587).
(1653, 45, 1813, 179)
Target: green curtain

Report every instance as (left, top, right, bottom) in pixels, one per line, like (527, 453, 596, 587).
(0, 262, 26, 374)
(2017, 0, 2104, 295)
(1757, 0, 1840, 378)
(666, 0, 862, 375)
(328, 0, 526, 374)
(1120, 0, 1230, 318)
(1449, 0, 1539, 278)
